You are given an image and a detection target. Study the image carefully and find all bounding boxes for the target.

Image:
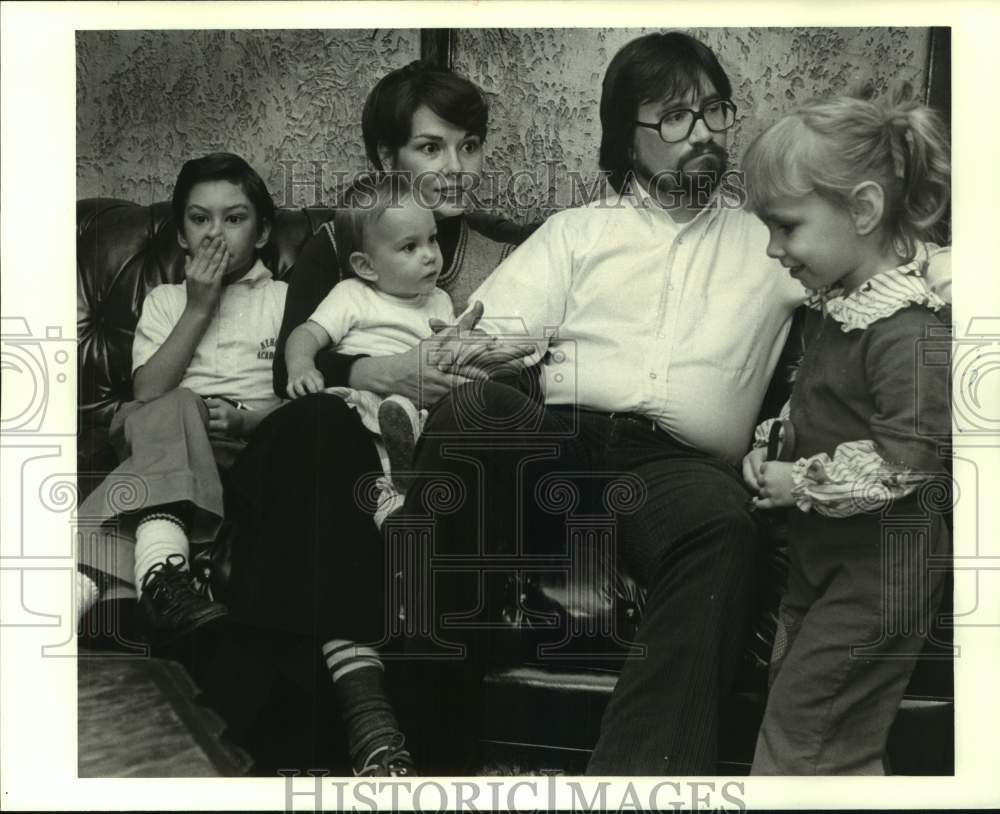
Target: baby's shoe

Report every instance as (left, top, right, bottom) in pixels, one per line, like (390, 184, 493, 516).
(354, 731, 416, 777)
(373, 477, 405, 530)
(378, 395, 421, 493)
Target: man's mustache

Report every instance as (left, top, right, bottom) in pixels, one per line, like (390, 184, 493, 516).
(678, 143, 729, 172)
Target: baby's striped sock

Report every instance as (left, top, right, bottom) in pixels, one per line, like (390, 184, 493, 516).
(322, 640, 404, 773)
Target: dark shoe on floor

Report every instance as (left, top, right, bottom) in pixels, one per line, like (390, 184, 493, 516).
(354, 732, 416, 777)
(137, 554, 229, 646)
(378, 395, 421, 493)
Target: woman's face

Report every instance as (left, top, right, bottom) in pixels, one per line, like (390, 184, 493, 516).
(383, 105, 484, 218)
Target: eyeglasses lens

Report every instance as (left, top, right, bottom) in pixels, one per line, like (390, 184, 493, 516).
(660, 102, 735, 142)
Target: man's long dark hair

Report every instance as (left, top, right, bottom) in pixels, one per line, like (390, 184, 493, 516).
(599, 32, 732, 193)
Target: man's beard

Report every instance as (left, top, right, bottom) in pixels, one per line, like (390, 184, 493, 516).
(634, 142, 729, 208)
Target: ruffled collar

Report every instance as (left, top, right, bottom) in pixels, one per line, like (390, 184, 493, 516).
(805, 254, 947, 332)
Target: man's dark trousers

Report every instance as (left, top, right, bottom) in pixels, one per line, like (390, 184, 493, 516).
(400, 380, 760, 775)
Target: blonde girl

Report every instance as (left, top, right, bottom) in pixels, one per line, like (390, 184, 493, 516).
(741, 89, 952, 775)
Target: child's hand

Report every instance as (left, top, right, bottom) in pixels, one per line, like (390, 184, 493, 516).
(185, 236, 229, 316)
(205, 397, 244, 438)
(742, 446, 767, 491)
(287, 367, 325, 399)
(752, 461, 796, 510)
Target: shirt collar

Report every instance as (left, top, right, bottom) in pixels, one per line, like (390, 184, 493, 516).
(627, 178, 726, 229)
(372, 287, 433, 308)
(227, 258, 273, 288)
(805, 250, 947, 332)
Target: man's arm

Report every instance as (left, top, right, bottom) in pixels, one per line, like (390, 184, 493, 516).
(467, 212, 577, 343)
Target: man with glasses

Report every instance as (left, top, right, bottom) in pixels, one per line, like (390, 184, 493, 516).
(406, 31, 806, 775)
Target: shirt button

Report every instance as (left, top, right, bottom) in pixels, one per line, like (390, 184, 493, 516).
(677, 238, 684, 245)
(649, 372, 657, 380)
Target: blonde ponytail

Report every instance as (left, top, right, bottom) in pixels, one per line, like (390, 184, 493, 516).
(881, 90, 951, 255)
(743, 83, 951, 260)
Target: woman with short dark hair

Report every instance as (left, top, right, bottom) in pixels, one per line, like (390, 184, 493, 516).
(214, 60, 534, 778)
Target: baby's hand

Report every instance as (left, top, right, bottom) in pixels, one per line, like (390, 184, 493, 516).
(205, 397, 244, 438)
(742, 446, 767, 491)
(185, 236, 229, 316)
(287, 367, 325, 399)
(752, 461, 796, 510)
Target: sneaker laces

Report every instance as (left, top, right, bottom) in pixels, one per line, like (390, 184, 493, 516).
(354, 732, 413, 777)
(141, 553, 189, 601)
(188, 551, 216, 601)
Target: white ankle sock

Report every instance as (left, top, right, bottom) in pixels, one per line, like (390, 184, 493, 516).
(134, 514, 189, 598)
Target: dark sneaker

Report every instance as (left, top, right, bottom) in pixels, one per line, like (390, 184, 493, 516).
(354, 732, 416, 777)
(136, 554, 229, 645)
(378, 395, 421, 492)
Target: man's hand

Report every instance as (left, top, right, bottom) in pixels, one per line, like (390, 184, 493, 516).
(185, 236, 229, 316)
(205, 397, 244, 438)
(347, 301, 538, 409)
(371, 346, 478, 409)
(427, 300, 538, 386)
(752, 461, 796, 510)
(287, 366, 325, 399)
(742, 446, 767, 491)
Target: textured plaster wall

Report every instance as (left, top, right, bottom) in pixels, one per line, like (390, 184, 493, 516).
(455, 28, 931, 223)
(78, 28, 930, 221)
(76, 30, 420, 206)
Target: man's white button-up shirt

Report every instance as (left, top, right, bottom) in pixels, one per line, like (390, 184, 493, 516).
(470, 187, 806, 463)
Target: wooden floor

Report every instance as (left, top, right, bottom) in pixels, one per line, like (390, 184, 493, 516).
(78, 653, 252, 777)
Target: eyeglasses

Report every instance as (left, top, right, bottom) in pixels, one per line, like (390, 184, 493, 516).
(634, 99, 738, 143)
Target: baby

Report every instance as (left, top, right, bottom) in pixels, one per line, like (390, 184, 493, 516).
(285, 173, 452, 498)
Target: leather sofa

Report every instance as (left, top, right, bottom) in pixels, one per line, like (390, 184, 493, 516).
(77, 197, 954, 775)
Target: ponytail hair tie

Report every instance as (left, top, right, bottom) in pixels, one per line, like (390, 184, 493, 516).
(888, 110, 913, 180)
(892, 140, 907, 180)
